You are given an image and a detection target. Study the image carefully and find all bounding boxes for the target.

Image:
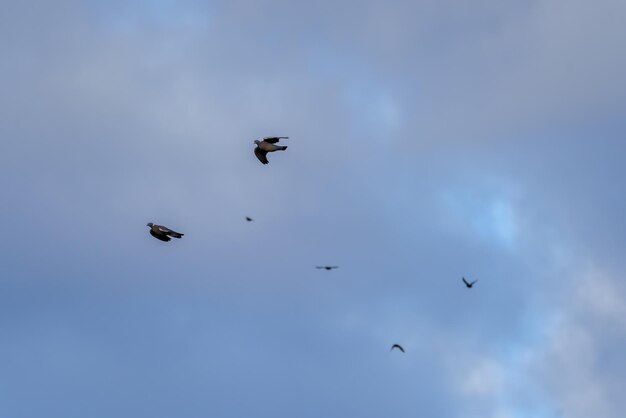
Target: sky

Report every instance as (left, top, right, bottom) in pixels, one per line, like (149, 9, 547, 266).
(1, 1, 625, 417)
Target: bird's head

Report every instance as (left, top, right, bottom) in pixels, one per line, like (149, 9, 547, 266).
(146, 222, 153, 227)
(254, 140, 261, 145)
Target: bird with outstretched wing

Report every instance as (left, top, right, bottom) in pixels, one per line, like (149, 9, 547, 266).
(147, 223, 184, 242)
(316, 266, 339, 270)
(391, 344, 405, 353)
(254, 136, 289, 165)
(462, 277, 478, 288)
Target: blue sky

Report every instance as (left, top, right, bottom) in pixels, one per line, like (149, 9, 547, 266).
(1, 1, 626, 417)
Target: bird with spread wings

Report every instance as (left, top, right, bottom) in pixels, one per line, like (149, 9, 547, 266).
(462, 277, 478, 288)
(316, 266, 339, 271)
(391, 344, 405, 353)
(254, 136, 289, 165)
(146, 223, 184, 242)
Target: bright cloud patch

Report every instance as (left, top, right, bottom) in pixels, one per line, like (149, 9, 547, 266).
(441, 187, 519, 249)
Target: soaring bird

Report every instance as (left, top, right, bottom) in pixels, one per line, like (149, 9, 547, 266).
(391, 344, 405, 353)
(462, 277, 478, 288)
(245, 217, 253, 222)
(254, 136, 288, 165)
(146, 223, 184, 242)
(316, 266, 339, 271)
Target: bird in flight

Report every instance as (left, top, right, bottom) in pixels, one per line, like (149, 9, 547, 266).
(462, 277, 478, 288)
(254, 136, 288, 165)
(316, 266, 339, 270)
(245, 217, 253, 222)
(390, 344, 405, 353)
(146, 223, 184, 242)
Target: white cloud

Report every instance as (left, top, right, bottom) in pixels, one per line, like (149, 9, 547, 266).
(440, 186, 520, 250)
(461, 358, 505, 397)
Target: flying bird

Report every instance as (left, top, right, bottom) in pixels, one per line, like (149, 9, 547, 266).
(254, 136, 288, 165)
(391, 344, 405, 353)
(147, 223, 184, 242)
(462, 277, 478, 288)
(245, 217, 253, 222)
(316, 266, 339, 270)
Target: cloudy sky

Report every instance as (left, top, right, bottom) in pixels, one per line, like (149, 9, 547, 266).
(1, 1, 625, 417)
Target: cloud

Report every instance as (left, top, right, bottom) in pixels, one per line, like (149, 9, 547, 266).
(0, 1, 625, 417)
(528, 266, 626, 418)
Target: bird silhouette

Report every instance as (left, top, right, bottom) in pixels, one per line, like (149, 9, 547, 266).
(316, 266, 338, 270)
(462, 277, 478, 288)
(147, 223, 184, 242)
(391, 344, 405, 353)
(245, 217, 253, 222)
(254, 136, 288, 165)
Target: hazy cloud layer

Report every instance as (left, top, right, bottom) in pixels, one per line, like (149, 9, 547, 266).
(1, 1, 625, 417)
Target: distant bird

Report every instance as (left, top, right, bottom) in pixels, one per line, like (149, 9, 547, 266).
(391, 344, 405, 353)
(245, 217, 253, 222)
(146, 223, 184, 242)
(462, 277, 478, 288)
(316, 266, 339, 271)
(254, 136, 288, 165)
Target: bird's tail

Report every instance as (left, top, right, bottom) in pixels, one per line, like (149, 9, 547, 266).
(280, 146, 288, 151)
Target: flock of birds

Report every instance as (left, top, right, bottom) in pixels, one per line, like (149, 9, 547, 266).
(146, 136, 479, 354)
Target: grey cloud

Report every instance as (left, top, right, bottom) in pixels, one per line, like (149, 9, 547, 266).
(1, 1, 625, 417)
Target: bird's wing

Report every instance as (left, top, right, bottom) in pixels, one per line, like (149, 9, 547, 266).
(255, 147, 269, 164)
(316, 266, 325, 269)
(398, 345, 405, 352)
(150, 230, 171, 242)
(331, 266, 339, 269)
(470, 280, 478, 285)
(462, 277, 470, 286)
(262, 136, 288, 143)
(157, 225, 183, 237)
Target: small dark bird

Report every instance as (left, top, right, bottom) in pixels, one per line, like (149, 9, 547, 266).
(316, 266, 339, 270)
(147, 223, 184, 242)
(462, 277, 478, 288)
(254, 136, 288, 165)
(391, 344, 405, 353)
(245, 217, 253, 222)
